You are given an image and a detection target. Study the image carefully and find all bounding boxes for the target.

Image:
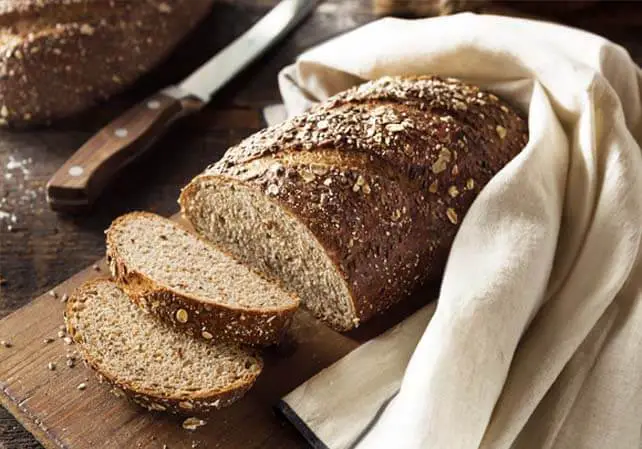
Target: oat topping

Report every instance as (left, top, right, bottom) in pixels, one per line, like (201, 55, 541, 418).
(300, 169, 316, 183)
(175, 309, 189, 324)
(207, 76, 525, 179)
(266, 184, 280, 196)
(446, 208, 458, 225)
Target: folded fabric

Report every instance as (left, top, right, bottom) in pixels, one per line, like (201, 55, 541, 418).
(277, 13, 642, 449)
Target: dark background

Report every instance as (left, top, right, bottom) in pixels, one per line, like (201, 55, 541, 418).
(2, 1, 642, 447)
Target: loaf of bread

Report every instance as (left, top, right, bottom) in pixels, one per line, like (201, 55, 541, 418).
(0, 0, 213, 126)
(106, 212, 299, 346)
(66, 279, 263, 414)
(180, 76, 529, 331)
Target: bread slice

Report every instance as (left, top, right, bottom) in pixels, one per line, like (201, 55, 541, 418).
(65, 279, 262, 414)
(106, 212, 299, 346)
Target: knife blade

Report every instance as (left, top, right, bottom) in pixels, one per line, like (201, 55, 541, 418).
(46, 0, 318, 212)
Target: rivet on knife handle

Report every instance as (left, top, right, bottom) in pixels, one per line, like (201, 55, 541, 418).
(46, 88, 203, 212)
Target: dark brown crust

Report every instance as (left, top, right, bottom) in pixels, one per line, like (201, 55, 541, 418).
(180, 76, 529, 331)
(65, 279, 263, 416)
(0, 0, 213, 126)
(106, 212, 299, 346)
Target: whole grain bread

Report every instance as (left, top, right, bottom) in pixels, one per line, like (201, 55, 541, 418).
(65, 279, 263, 414)
(0, 0, 213, 126)
(180, 76, 529, 331)
(106, 212, 299, 346)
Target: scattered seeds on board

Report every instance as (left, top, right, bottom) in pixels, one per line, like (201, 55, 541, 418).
(182, 417, 207, 431)
(49, 290, 57, 298)
(47, 362, 56, 371)
(43, 337, 54, 344)
(58, 330, 65, 338)
(60, 294, 69, 303)
(92, 264, 100, 271)
(66, 359, 75, 368)
(1, 340, 12, 348)
(77, 382, 87, 391)
(111, 388, 125, 398)
(63, 336, 73, 345)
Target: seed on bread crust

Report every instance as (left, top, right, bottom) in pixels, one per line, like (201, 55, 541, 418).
(201, 330, 214, 340)
(176, 308, 189, 323)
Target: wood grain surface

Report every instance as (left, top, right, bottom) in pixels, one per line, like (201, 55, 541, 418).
(0, 258, 351, 449)
(2, 1, 642, 447)
(0, 216, 436, 449)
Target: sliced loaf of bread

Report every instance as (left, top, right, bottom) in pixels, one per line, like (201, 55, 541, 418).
(180, 76, 528, 331)
(65, 279, 262, 414)
(106, 212, 299, 346)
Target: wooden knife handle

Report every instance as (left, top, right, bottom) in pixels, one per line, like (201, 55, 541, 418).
(46, 89, 203, 212)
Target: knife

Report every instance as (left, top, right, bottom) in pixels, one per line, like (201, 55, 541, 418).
(46, 0, 318, 212)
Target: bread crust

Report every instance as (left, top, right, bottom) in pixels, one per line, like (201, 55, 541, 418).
(66, 279, 263, 415)
(181, 76, 529, 331)
(106, 212, 299, 346)
(0, 0, 213, 126)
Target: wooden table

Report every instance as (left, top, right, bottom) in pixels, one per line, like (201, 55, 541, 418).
(1, 1, 641, 447)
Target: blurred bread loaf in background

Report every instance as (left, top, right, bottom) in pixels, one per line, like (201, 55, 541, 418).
(0, 0, 213, 127)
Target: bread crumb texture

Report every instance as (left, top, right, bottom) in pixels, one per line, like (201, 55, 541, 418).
(66, 279, 263, 413)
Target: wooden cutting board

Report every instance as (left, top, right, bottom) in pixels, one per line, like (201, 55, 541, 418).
(0, 219, 433, 449)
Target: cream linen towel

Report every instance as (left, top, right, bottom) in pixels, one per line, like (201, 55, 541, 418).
(276, 13, 642, 449)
